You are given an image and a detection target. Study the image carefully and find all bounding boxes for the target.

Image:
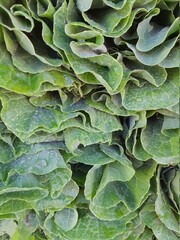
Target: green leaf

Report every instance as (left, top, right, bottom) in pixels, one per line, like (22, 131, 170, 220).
(155, 167, 180, 234)
(70, 145, 115, 165)
(0, 219, 17, 237)
(136, 16, 179, 52)
(138, 228, 154, 240)
(159, 46, 180, 68)
(122, 68, 179, 110)
(126, 58, 167, 86)
(0, 174, 48, 205)
(45, 210, 137, 240)
(11, 211, 38, 240)
(89, 201, 130, 221)
(0, 200, 32, 215)
(0, 139, 14, 163)
(64, 127, 111, 152)
(54, 208, 78, 232)
(68, 43, 123, 94)
(82, 1, 135, 35)
(141, 117, 179, 164)
(75, 0, 93, 12)
(86, 160, 155, 211)
(0, 4, 34, 32)
(0, 91, 79, 141)
(0, 44, 75, 95)
(127, 37, 178, 66)
(35, 180, 79, 212)
(140, 202, 179, 240)
(9, 149, 67, 175)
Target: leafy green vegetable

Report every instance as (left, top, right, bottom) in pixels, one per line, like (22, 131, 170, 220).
(0, 0, 179, 239)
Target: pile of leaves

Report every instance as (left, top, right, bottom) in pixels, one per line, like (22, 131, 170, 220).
(0, 0, 179, 239)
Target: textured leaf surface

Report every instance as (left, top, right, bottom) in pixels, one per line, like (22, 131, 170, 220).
(0, 0, 179, 239)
